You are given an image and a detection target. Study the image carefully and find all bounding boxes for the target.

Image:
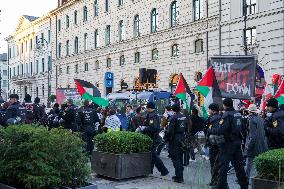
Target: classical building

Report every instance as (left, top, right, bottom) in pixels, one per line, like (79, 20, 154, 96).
(0, 53, 8, 99)
(6, 0, 284, 101)
(6, 15, 52, 102)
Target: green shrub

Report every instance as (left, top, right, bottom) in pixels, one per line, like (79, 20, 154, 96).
(0, 125, 91, 189)
(94, 131, 152, 154)
(254, 148, 284, 181)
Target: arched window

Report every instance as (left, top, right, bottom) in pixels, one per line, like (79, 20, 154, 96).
(119, 55, 125, 66)
(95, 60, 100, 70)
(83, 6, 88, 21)
(74, 10, 78, 25)
(84, 62, 89, 71)
(170, 1, 178, 27)
(105, 25, 111, 45)
(84, 33, 88, 51)
(94, 0, 99, 16)
(152, 48, 159, 60)
(66, 66, 70, 74)
(134, 15, 140, 38)
(74, 37, 79, 54)
(195, 39, 203, 53)
(118, 20, 124, 41)
(151, 9, 158, 33)
(171, 44, 179, 57)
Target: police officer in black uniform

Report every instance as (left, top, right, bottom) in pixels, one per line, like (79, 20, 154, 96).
(143, 102, 169, 176)
(3, 94, 25, 126)
(62, 99, 79, 132)
(79, 100, 100, 155)
(209, 98, 248, 189)
(33, 97, 46, 125)
(23, 94, 34, 124)
(47, 103, 61, 128)
(264, 98, 284, 149)
(206, 103, 221, 186)
(166, 103, 187, 183)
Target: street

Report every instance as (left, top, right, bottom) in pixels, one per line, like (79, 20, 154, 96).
(91, 150, 244, 189)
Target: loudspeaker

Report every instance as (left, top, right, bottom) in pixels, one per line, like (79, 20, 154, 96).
(147, 69, 157, 84)
(139, 68, 147, 83)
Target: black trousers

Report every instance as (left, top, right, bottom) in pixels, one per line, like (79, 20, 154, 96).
(215, 141, 248, 189)
(82, 127, 95, 155)
(209, 145, 219, 185)
(151, 142, 168, 175)
(169, 144, 184, 179)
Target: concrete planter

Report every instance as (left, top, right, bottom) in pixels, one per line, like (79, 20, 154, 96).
(0, 183, 16, 189)
(251, 177, 284, 189)
(91, 151, 151, 179)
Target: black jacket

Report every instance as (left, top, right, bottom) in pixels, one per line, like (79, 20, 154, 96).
(265, 109, 284, 149)
(210, 107, 243, 143)
(79, 106, 100, 132)
(62, 105, 79, 132)
(3, 101, 21, 124)
(143, 111, 160, 141)
(166, 112, 187, 144)
(206, 113, 221, 146)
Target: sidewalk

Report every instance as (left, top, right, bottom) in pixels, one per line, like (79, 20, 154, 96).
(91, 151, 243, 189)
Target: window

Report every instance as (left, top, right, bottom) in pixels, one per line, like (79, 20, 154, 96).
(21, 43, 23, 53)
(195, 39, 203, 53)
(107, 58, 111, 68)
(36, 87, 39, 97)
(59, 67, 62, 74)
(94, 0, 99, 16)
(41, 33, 44, 43)
(118, 20, 124, 41)
(172, 44, 179, 57)
(151, 9, 158, 33)
(245, 28, 256, 45)
(119, 55, 125, 66)
(13, 67, 15, 76)
(66, 66, 70, 74)
(95, 60, 100, 69)
(83, 6, 88, 21)
(84, 33, 88, 51)
(134, 52, 140, 63)
(74, 37, 79, 54)
(66, 40, 70, 56)
(74, 10, 78, 25)
(36, 60, 39, 73)
(30, 62, 33, 74)
(94, 29, 99, 48)
(134, 15, 140, 37)
(48, 30, 51, 43)
(66, 15, 70, 28)
(152, 48, 159, 60)
(244, 0, 256, 16)
(105, 0, 109, 12)
(17, 65, 19, 75)
(48, 56, 52, 71)
(105, 25, 111, 45)
(42, 58, 45, 72)
(193, 0, 203, 21)
(25, 41, 28, 52)
(170, 1, 178, 27)
(42, 84, 45, 97)
(2, 80, 7, 88)
(3, 70, 7, 76)
(58, 43, 62, 58)
(84, 62, 89, 71)
(30, 39, 33, 51)
(58, 19, 61, 32)
(118, 0, 123, 6)
(75, 64, 79, 73)
(21, 64, 24, 75)
(26, 63, 29, 74)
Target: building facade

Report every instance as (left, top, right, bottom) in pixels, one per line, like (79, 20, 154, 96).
(6, 0, 284, 101)
(0, 53, 9, 100)
(6, 15, 53, 102)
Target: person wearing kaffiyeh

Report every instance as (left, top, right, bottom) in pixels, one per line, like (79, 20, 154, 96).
(264, 98, 284, 149)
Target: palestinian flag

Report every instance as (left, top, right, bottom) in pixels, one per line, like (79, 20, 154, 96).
(274, 80, 284, 105)
(196, 67, 215, 118)
(260, 83, 274, 110)
(74, 79, 109, 107)
(174, 73, 193, 112)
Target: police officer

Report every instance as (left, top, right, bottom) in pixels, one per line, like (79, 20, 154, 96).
(3, 94, 22, 125)
(62, 99, 79, 132)
(166, 103, 187, 183)
(206, 103, 221, 186)
(47, 103, 61, 128)
(209, 98, 248, 189)
(23, 94, 34, 124)
(143, 102, 169, 176)
(33, 97, 46, 125)
(264, 98, 284, 149)
(79, 100, 100, 155)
